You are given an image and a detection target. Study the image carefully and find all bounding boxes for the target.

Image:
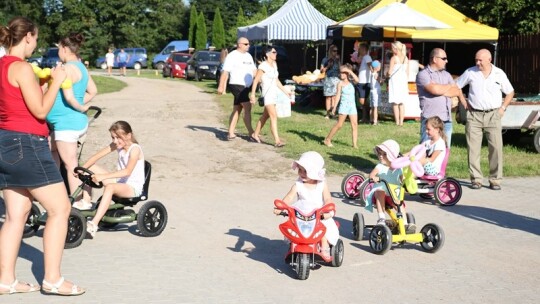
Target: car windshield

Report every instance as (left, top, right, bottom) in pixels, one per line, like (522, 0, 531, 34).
(173, 54, 190, 62)
(198, 52, 219, 62)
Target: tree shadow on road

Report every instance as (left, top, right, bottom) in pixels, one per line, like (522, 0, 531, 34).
(225, 228, 298, 278)
(439, 205, 540, 236)
(186, 125, 230, 141)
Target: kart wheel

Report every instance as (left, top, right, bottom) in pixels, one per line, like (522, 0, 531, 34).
(420, 223, 445, 253)
(340, 171, 365, 199)
(330, 239, 344, 267)
(434, 178, 462, 206)
(369, 224, 392, 255)
(295, 253, 310, 280)
(65, 208, 87, 249)
(137, 200, 168, 237)
(534, 128, 540, 153)
(358, 179, 375, 204)
(419, 193, 434, 199)
(23, 203, 41, 238)
(352, 212, 365, 241)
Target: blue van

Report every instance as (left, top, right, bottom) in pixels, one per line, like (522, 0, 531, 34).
(95, 48, 148, 70)
(152, 40, 190, 70)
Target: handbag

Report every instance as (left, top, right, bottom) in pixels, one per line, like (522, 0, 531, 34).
(257, 63, 277, 106)
(258, 96, 265, 107)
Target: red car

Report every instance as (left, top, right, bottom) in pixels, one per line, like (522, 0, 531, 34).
(162, 52, 191, 78)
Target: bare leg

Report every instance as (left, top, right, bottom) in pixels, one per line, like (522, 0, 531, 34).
(266, 105, 281, 145)
(399, 104, 405, 125)
(228, 105, 243, 138)
(30, 183, 84, 293)
(392, 104, 400, 125)
(0, 189, 32, 288)
(56, 141, 82, 199)
(372, 107, 378, 124)
(350, 114, 358, 148)
(324, 114, 347, 146)
(240, 101, 254, 135)
(90, 183, 134, 226)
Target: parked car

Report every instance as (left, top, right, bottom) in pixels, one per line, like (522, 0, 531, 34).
(153, 40, 189, 70)
(41, 47, 60, 68)
(162, 52, 191, 78)
(185, 50, 220, 81)
(28, 55, 43, 66)
(248, 45, 292, 82)
(95, 48, 148, 70)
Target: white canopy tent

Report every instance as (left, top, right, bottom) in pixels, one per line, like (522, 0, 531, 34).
(237, 0, 335, 43)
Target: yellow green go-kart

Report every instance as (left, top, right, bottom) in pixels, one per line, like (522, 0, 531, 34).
(352, 179, 445, 255)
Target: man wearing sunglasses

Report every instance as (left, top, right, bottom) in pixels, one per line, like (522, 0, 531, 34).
(218, 37, 257, 140)
(416, 48, 462, 146)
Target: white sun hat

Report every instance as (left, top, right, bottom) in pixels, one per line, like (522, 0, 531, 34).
(291, 151, 326, 181)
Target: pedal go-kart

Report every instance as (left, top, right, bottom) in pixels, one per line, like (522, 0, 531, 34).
(23, 161, 168, 249)
(352, 179, 445, 255)
(341, 149, 462, 206)
(274, 199, 344, 280)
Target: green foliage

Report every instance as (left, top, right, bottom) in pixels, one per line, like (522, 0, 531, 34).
(195, 12, 207, 50)
(212, 8, 226, 49)
(188, 5, 197, 48)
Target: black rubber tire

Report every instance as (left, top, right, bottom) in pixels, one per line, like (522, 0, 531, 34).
(419, 193, 434, 199)
(137, 200, 168, 237)
(369, 224, 392, 255)
(23, 203, 41, 238)
(65, 208, 87, 249)
(155, 62, 165, 71)
(434, 177, 462, 206)
(352, 212, 365, 241)
(406, 212, 416, 225)
(533, 128, 540, 153)
(295, 253, 310, 280)
(340, 171, 365, 199)
(330, 239, 344, 267)
(420, 223, 445, 253)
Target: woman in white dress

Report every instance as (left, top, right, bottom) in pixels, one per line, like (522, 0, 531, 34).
(250, 45, 292, 147)
(387, 41, 409, 126)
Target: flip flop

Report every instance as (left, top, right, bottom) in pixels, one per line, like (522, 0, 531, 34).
(249, 135, 261, 143)
(0, 279, 40, 295)
(274, 142, 285, 148)
(226, 135, 237, 141)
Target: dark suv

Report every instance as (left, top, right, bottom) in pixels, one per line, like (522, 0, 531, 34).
(41, 47, 60, 68)
(185, 50, 220, 81)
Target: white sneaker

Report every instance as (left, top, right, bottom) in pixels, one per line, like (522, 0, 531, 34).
(73, 199, 92, 210)
(86, 221, 97, 238)
(376, 218, 387, 226)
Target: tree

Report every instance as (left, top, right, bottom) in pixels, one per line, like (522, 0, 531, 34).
(195, 11, 207, 50)
(188, 5, 198, 48)
(212, 8, 226, 49)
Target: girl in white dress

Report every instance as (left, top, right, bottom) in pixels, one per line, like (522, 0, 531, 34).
(274, 151, 340, 258)
(387, 41, 409, 126)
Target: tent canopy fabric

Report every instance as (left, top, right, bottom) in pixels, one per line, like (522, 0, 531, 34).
(327, 0, 499, 43)
(237, 0, 335, 43)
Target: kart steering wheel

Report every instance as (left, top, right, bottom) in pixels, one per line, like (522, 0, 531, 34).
(74, 166, 103, 189)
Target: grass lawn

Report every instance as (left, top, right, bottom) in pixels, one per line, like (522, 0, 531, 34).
(109, 70, 540, 179)
(93, 74, 127, 94)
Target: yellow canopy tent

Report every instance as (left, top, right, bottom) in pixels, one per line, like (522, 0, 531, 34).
(329, 0, 498, 42)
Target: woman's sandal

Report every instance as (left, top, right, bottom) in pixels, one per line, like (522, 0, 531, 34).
(274, 142, 285, 148)
(0, 279, 40, 295)
(41, 277, 85, 296)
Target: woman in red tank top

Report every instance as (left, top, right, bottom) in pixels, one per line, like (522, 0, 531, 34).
(0, 17, 85, 296)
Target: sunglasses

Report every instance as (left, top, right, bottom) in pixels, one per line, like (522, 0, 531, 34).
(239, 43, 250, 46)
(268, 51, 277, 54)
(436, 56, 448, 61)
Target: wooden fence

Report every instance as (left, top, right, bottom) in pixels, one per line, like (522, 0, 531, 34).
(497, 33, 540, 95)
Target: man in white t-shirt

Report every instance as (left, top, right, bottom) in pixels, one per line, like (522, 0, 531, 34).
(217, 37, 257, 140)
(356, 43, 372, 123)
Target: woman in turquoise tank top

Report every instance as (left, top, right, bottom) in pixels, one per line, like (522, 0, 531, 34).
(324, 64, 360, 148)
(47, 33, 97, 199)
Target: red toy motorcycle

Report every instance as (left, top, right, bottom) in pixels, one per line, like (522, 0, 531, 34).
(274, 199, 344, 280)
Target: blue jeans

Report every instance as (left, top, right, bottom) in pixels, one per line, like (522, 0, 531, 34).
(0, 129, 63, 188)
(419, 118, 453, 147)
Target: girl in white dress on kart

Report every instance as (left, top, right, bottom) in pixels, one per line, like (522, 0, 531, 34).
(75, 121, 145, 238)
(273, 151, 340, 259)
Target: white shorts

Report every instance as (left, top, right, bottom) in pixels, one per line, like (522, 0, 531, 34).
(52, 126, 88, 143)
